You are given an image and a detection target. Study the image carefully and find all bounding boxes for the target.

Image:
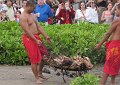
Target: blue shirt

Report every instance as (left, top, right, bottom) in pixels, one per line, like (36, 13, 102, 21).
(33, 4, 54, 22)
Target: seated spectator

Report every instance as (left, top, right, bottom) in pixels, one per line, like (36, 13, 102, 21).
(55, 3, 63, 24)
(46, 0, 56, 24)
(13, 1, 19, 13)
(46, 0, 58, 10)
(97, 0, 107, 8)
(15, 10, 21, 23)
(97, 0, 107, 23)
(0, 0, 2, 21)
(86, 0, 95, 7)
(1, 1, 7, 11)
(74, 2, 87, 24)
(33, 0, 54, 23)
(55, 3, 63, 16)
(0, 0, 7, 12)
(86, 1, 99, 23)
(72, 0, 80, 11)
(112, 0, 120, 12)
(111, 0, 120, 20)
(101, 2, 113, 24)
(0, 0, 7, 22)
(0, 0, 2, 12)
(19, 0, 27, 13)
(56, 1, 75, 24)
(5, 0, 15, 21)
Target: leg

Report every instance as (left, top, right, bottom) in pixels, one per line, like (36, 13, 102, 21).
(31, 64, 39, 79)
(38, 60, 49, 80)
(100, 73, 109, 85)
(31, 64, 42, 84)
(110, 75, 116, 85)
(38, 60, 47, 79)
(38, 60, 44, 77)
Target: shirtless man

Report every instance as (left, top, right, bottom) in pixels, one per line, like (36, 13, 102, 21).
(95, 4, 120, 85)
(20, 1, 50, 84)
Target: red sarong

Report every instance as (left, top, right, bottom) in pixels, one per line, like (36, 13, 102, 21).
(22, 33, 48, 64)
(104, 40, 120, 75)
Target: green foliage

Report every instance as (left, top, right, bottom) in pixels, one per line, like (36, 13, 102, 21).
(0, 22, 109, 65)
(69, 74, 100, 85)
(0, 22, 28, 65)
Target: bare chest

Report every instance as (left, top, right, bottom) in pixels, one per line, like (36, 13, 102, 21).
(27, 16, 36, 26)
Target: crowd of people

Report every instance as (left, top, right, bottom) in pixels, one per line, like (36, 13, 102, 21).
(0, 0, 119, 24)
(1, 0, 120, 85)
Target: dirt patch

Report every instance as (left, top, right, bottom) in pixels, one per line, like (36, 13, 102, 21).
(0, 65, 120, 85)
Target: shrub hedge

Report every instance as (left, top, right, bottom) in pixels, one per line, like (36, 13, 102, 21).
(0, 22, 109, 65)
(69, 73, 100, 85)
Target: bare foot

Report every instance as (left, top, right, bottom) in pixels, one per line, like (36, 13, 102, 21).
(36, 78, 42, 84)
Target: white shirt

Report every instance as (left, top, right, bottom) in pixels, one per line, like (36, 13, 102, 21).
(6, 6, 15, 21)
(86, 7, 98, 23)
(55, 8, 61, 24)
(75, 9, 86, 20)
(19, 7, 24, 13)
(55, 8, 60, 16)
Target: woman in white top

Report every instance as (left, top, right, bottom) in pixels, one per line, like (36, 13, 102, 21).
(75, 2, 87, 23)
(101, 3, 113, 24)
(86, 1, 99, 23)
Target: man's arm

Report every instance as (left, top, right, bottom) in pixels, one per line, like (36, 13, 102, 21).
(96, 19, 119, 47)
(37, 23, 48, 38)
(20, 16, 38, 43)
(35, 19, 51, 43)
(33, 15, 49, 39)
(111, 3, 118, 14)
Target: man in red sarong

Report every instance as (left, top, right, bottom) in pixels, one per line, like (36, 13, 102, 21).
(56, 1, 75, 24)
(20, 1, 51, 84)
(95, 4, 120, 85)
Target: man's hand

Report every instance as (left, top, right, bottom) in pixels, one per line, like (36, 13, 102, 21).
(69, 8, 71, 12)
(95, 44, 101, 50)
(115, 3, 119, 6)
(61, 17, 64, 20)
(36, 40, 42, 46)
(46, 36, 51, 44)
(34, 13, 40, 17)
